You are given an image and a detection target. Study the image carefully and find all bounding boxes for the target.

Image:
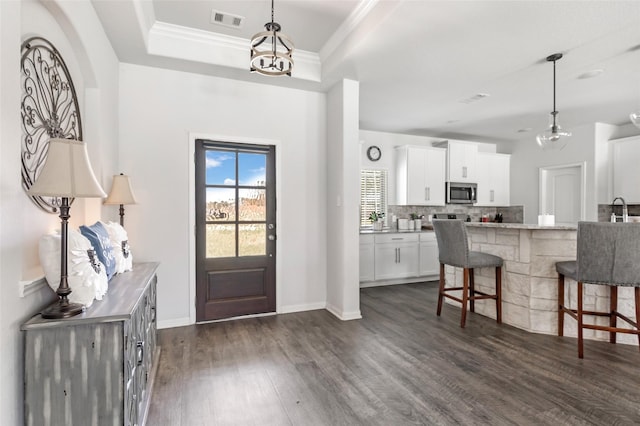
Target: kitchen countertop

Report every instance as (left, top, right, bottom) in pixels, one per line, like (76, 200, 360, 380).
(464, 222, 577, 230)
(360, 228, 434, 234)
(361, 222, 577, 233)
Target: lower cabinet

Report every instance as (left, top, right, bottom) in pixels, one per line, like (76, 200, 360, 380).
(22, 262, 160, 426)
(419, 232, 439, 276)
(374, 233, 420, 280)
(359, 234, 375, 282)
(360, 232, 439, 283)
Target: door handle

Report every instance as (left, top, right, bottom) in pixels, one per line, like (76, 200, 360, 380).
(462, 166, 467, 178)
(268, 235, 276, 241)
(425, 187, 430, 201)
(490, 189, 495, 202)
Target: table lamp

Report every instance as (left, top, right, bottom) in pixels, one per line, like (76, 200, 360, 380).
(104, 173, 137, 226)
(28, 138, 106, 319)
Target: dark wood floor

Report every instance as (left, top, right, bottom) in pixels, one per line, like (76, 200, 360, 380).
(147, 282, 640, 425)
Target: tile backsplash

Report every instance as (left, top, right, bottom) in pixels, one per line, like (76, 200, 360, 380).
(388, 205, 524, 223)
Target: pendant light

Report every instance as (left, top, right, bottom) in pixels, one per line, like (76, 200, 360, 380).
(536, 53, 571, 150)
(250, 0, 294, 77)
(631, 111, 640, 129)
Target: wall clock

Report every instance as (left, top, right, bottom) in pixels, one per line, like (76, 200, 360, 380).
(366, 145, 381, 162)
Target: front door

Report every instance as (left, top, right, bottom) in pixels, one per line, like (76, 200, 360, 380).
(195, 140, 276, 321)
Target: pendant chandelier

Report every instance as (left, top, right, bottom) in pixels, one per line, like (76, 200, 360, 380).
(631, 111, 640, 129)
(250, 0, 294, 77)
(536, 53, 571, 150)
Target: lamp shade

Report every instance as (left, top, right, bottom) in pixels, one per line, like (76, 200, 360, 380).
(28, 138, 106, 198)
(104, 174, 137, 205)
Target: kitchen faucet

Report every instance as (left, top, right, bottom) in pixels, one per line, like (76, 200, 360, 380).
(612, 197, 629, 222)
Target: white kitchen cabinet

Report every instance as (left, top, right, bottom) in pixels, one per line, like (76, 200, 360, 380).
(477, 152, 510, 206)
(359, 234, 375, 282)
(434, 141, 478, 183)
(395, 145, 446, 206)
(419, 232, 439, 276)
(374, 233, 419, 280)
(612, 135, 640, 203)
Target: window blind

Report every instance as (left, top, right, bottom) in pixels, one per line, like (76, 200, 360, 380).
(360, 169, 388, 226)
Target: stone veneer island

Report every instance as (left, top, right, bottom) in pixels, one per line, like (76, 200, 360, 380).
(443, 222, 637, 345)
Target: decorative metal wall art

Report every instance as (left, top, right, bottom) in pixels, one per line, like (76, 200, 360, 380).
(21, 37, 83, 213)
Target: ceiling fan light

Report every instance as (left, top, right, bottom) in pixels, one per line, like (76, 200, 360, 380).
(631, 111, 640, 129)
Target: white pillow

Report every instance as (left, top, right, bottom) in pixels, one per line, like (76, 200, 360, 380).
(39, 229, 109, 307)
(103, 221, 133, 273)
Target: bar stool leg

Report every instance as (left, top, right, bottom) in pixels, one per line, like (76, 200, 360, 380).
(558, 274, 565, 337)
(469, 268, 475, 313)
(635, 287, 640, 352)
(578, 281, 584, 359)
(437, 263, 445, 316)
(461, 268, 469, 328)
(495, 266, 502, 324)
(610, 286, 618, 344)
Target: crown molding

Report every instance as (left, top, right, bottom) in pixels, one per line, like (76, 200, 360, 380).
(147, 21, 321, 82)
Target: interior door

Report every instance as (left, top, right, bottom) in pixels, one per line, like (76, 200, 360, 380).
(195, 140, 276, 321)
(539, 163, 584, 223)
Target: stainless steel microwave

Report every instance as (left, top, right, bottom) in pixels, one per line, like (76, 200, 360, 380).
(446, 182, 477, 204)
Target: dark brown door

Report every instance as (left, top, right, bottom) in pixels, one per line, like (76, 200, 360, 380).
(195, 140, 276, 321)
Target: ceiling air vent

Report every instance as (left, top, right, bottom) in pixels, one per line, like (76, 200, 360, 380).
(210, 10, 244, 29)
(459, 93, 490, 104)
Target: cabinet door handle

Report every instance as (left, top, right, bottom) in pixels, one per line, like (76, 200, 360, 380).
(136, 341, 144, 366)
(398, 248, 401, 263)
(395, 248, 399, 263)
(490, 189, 494, 202)
(391, 237, 403, 241)
(462, 166, 467, 178)
(425, 187, 430, 201)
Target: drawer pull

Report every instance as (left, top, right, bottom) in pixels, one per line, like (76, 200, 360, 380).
(136, 341, 144, 366)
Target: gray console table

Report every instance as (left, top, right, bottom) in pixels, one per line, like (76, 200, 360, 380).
(22, 262, 160, 426)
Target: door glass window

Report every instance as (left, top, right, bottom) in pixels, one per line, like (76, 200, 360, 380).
(205, 148, 268, 258)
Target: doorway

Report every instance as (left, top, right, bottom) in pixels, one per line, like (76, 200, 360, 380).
(539, 163, 585, 223)
(195, 140, 276, 321)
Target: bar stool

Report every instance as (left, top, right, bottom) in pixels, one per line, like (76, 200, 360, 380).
(556, 221, 640, 358)
(432, 219, 503, 328)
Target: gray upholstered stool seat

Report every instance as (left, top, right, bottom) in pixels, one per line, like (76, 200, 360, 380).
(432, 219, 503, 328)
(555, 261, 576, 279)
(468, 252, 504, 269)
(556, 221, 640, 358)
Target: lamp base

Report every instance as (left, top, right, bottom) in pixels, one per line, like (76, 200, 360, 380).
(41, 299, 85, 319)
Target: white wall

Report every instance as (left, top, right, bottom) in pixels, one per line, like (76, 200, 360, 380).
(359, 130, 447, 205)
(0, 1, 119, 424)
(510, 122, 618, 224)
(326, 80, 361, 320)
(118, 63, 328, 327)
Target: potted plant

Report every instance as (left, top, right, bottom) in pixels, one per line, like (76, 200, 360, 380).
(369, 212, 385, 231)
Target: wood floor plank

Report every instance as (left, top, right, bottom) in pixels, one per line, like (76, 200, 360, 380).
(147, 282, 640, 425)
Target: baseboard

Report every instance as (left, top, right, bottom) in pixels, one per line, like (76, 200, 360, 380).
(325, 303, 362, 321)
(360, 276, 438, 288)
(157, 317, 191, 329)
(279, 302, 326, 314)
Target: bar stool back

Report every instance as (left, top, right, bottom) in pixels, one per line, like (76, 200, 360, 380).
(432, 219, 503, 328)
(556, 221, 640, 358)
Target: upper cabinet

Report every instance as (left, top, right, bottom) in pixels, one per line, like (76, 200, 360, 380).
(434, 141, 478, 183)
(477, 152, 510, 206)
(395, 145, 446, 206)
(612, 135, 640, 203)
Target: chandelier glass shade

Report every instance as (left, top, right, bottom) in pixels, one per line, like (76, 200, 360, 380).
(631, 111, 640, 129)
(536, 53, 571, 150)
(250, 0, 294, 76)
